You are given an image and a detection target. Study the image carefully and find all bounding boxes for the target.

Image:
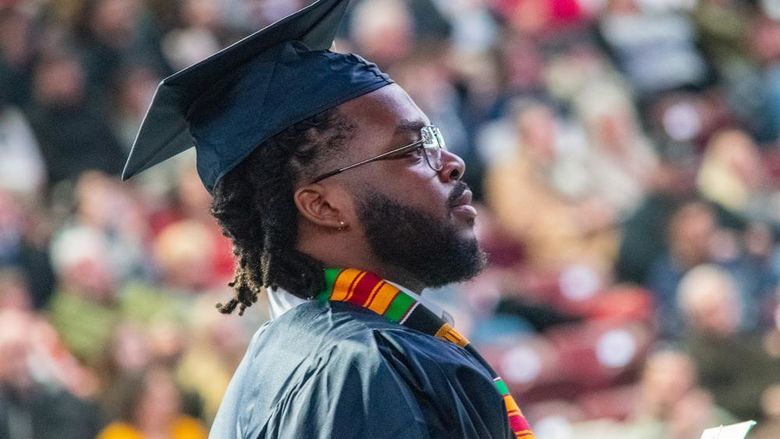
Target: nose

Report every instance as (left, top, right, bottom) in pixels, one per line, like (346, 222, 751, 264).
(438, 149, 466, 182)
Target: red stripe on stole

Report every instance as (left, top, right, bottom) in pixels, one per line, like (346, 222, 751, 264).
(348, 271, 383, 307)
(508, 412, 531, 432)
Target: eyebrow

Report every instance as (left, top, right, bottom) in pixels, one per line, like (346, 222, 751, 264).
(394, 119, 427, 136)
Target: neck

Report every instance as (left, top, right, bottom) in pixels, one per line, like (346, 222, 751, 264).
(296, 237, 425, 294)
(366, 265, 425, 293)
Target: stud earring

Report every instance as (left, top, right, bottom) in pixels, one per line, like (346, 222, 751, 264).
(338, 221, 347, 231)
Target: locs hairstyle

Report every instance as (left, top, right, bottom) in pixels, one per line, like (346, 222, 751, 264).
(210, 108, 354, 315)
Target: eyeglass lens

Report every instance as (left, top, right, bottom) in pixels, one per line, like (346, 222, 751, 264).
(422, 126, 444, 171)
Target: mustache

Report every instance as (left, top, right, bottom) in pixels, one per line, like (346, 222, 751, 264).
(447, 181, 470, 208)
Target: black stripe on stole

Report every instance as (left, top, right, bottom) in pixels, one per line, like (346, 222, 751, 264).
(403, 305, 444, 336)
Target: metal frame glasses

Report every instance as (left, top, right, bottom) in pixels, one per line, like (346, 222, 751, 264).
(310, 125, 446, 183)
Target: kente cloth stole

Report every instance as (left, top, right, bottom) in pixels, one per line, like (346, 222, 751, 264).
(316, 268, 535, 439)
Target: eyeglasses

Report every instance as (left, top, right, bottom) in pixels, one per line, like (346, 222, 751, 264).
(310, 125, 446, 183)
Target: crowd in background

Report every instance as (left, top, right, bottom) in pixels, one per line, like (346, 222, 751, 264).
(3, 0, 780, 437)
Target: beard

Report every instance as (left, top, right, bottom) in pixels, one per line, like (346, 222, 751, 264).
(355, 184, 486, 288)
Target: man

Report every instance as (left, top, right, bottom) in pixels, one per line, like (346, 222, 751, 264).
(122, 0, 534, 437)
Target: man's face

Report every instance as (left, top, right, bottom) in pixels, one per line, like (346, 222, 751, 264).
(333, 84, 485, 287)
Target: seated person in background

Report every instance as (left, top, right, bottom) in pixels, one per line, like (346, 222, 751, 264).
(0, 309, 102, 439)
(98, 364, 207, 439)
(485, 100, 618, 272)
(569, 348, 735, 439)
(677, 264, 780, 421)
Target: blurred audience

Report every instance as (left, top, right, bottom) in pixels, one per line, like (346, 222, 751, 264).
(5, 0, 780, 434)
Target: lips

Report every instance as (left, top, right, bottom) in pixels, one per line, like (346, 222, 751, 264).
(449, 189, 473, 209)
(449, 188, 478, 221)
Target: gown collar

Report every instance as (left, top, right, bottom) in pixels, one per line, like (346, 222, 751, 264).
(267, 268, 453, 324)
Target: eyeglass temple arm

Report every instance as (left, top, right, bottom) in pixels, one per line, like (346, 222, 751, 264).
(310, 140, 426, 183)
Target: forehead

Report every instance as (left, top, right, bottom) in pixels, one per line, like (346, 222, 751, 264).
(337, 84, 430, 155)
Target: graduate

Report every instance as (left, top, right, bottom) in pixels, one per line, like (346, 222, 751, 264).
(122, 0, 535, 437)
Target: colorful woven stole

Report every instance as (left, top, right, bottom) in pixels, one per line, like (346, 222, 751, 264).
(316, 268, 535, 439)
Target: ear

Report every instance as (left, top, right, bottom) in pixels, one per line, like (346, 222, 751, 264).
(293, 183, 347, 230)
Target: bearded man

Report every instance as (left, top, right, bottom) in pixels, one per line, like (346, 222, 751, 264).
(122, 0, 534, 438)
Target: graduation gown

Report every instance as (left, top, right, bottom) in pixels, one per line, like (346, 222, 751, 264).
(209, 301, 514, 438)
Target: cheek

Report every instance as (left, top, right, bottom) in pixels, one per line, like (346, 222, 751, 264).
(384, 176, 450, 212)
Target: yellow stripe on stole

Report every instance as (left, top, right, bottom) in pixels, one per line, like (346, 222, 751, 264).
(367, 282, 400, 315)
(434, 323, 470, 348)
(332, 268, 363, 301)
(503, 395, 520, 414)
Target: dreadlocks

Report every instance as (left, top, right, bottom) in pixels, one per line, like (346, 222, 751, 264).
(211, 107, 354, 315)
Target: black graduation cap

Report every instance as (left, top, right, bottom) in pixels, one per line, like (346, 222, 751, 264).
(121, 0, 392, 193)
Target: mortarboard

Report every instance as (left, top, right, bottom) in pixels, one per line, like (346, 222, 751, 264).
(121, 0, 393, 193)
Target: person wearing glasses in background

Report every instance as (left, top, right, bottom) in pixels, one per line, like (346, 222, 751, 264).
(122, 0, 534, 438)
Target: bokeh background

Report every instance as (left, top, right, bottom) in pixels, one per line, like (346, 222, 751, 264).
(3, 0, 780, 438)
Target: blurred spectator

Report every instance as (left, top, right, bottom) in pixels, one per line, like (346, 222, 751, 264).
(0, 268, 32, 310)
(153, 220, 216, 292)
(160, 0, 228, 71)
(727, 222, 780, 330)
(751, 7, 780, 141)
(47, 225, 120, 366)
(109, 63, 162, 152)
(176, 297, 252, 422)
(0, 7, 37, 107)
(117, 217, 221, 325)
(571, 79, 659, 218)
(73, 0, 168, 97)
(485, 100, 618, 271)
(596, 0, 712, 100)
(98, 364, 207, 439)
(147, 162, 234, 281)
(498, 34, 547, 95)
(70, 172, 150, 281)
(677, 264, 780, 421)
(697, 128, 780, 226)
(692, 0, 764, 140)
(0, 191, 28, 267)
(0, 309, 103, 439)
(99, 321, 153, 385)
(693, 0, 754, 76)
(0, 98, 45, 196)
(0, 190, 56, 308)
(349, 0, 414, 67)
(489, 0, 588, 37)
(564, 348, 735, 439)
(646, 200, 718, 337)
(26, 50, 125, 187)
(620, 348, 736, 438)
(755, 383, 780, 438)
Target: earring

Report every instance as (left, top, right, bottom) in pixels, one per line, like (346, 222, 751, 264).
(338, 221, 347, 231)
